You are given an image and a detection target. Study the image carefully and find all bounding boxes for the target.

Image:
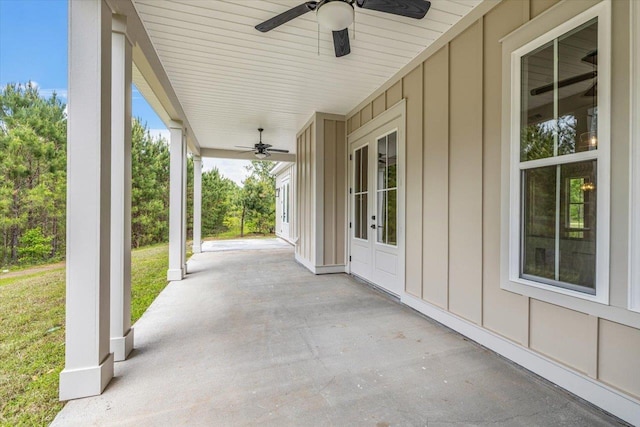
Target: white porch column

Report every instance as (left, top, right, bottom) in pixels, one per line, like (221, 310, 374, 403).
(60, 0, 114, 400)
(168, 121, 186, 281)
(192, 155, 202, 254)
(109, 14, 134, 362)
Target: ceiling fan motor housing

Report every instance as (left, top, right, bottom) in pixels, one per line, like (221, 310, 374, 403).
(316, 0, 354, 31)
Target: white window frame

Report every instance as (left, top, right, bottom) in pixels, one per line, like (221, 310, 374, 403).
(504, 1, 611, 304)
(630, 0, 640, 313)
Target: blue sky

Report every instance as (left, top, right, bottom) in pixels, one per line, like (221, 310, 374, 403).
(0, 0, 164, 129)
(0, 0, 250, 184)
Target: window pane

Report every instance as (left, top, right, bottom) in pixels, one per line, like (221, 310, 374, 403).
(521, 42, 555, 161)
(522, 165, 557, 280)
(354, 194, 362, 239)
(388, 132, 397, 189)
(355, 149, 361, 193)
(378, 136, 387, 190)
(362, 146, 368, 192)
(558, 19, 598, 156)
(388, 189, 397, 245)
(559, 161, 596, 289)
(377, 191, 387, 243)
(361, 193, 368, 240)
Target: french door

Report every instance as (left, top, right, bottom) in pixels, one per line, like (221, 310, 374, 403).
(349, 117, 404, 295)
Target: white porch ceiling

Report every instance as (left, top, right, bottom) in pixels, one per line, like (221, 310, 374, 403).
(132, 0, 483, 153)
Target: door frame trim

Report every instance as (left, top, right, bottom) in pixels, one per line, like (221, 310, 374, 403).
(347, 99, 406, 293)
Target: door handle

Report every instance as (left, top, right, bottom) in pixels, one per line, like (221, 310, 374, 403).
(370, 224, 376, 229)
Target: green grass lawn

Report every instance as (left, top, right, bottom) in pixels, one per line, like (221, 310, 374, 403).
(0, 243, 173, 426)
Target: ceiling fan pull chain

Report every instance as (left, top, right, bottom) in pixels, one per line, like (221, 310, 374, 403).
(353, 12, 356, 39)
(317, 23, 320, 55)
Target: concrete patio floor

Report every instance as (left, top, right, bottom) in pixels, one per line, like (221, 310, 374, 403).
(52, 245, 623, 426)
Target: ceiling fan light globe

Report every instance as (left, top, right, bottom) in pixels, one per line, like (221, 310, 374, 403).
(255, 152, 267, 159)
(317, 1, 354, 31)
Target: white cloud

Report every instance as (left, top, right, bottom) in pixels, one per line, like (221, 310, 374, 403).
(203, 158, 251, 186)
(146, 129, 251, 185)
(148, 128, 170, 143)
(39, 88, 67, 99)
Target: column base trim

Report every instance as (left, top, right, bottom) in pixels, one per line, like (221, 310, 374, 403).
(59, 353, 114, 401)
(400, 292, 640, 426)
(167, 268, 184, 281)
(110, 328, 134, 362)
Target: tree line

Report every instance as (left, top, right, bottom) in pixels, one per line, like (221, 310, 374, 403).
(0, 83, 276, 267)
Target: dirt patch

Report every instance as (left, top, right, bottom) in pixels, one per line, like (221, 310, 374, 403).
(0, 262, 65, 280)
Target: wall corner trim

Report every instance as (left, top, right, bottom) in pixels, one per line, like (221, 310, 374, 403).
(294, 252, 346, 274)
(400, 292, 640, 426)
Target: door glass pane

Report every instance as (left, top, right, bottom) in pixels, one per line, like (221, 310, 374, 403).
(361, 145, 368, 192)
(378, 136, 387, 190)
(559, 160, 596, 289)
(361, 193, 368, 240)
(355, 149, 362, 193)
(388, 132, 397, 188)
(558, 19, 598, 156)
(521, 42, 555, 162)
(353, 145, 369, 240)
(377, 191, 387, 243)
(388, 189, 397, 245)
(522, 165, 557, 280)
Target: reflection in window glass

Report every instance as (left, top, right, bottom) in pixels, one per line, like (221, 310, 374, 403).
(521, 161, 597, 292)
(377, 191, 386, 242)
(520, 19, 598, 161)
(522, 166, 557, 281)
(521, 43, 555, 161)
(388, 132, 397, 188)
(376, 131, 398, 246)
(559, 161, 596, 288)
(361, 193, 368, 239)
(353, 146, 368, 240)
(388, 189, 397, 245)
(378, 136, 387, 190)
(558, 20, 598, 156)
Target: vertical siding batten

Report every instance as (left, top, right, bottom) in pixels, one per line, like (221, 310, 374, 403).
(404, 65, 424, 297)
(482, 0, 530, 345)
(448, 20, 483, 324)
(422, 45, 450, 309)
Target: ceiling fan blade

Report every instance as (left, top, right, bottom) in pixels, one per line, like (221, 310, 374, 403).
(583, 83, 597, 97)
(255, 2, 317, 32)
(530, 71, 596, 96)
(581, 49, 597, 65)
(332, 28, 351, 57)
(268, 148, 290, 153)
(355, 0, 431, 19)
(235, 145, 257, 149)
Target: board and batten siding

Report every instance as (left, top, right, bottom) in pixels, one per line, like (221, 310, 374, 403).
(345, 0, 640, 422)
(295, 113, 347, 273)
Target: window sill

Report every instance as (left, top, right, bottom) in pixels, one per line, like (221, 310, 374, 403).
(505, 276, 607, 305)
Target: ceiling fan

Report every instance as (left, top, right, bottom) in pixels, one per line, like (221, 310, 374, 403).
(255, 0, 432, 57)
(530, 50, 597, 97)
(235, 128, 290, 159)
